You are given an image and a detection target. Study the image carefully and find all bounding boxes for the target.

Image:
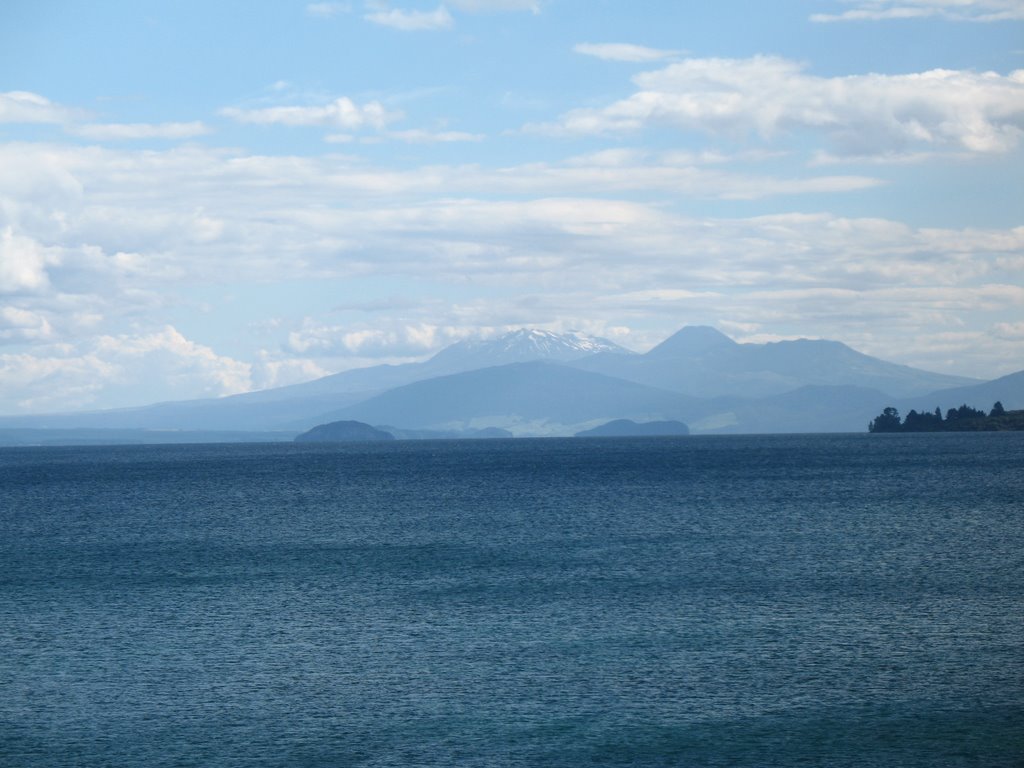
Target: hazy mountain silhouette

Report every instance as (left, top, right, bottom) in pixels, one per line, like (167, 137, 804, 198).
(0, 325, 1009, 439)
(0, 329, 625, 431)
(892, 369, 1024, 414)
(320, 361, 694, 436)
(572, 326, 975, 399)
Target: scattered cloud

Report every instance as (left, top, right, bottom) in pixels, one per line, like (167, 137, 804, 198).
(0, 91, 81, 124)
(531, 56, 1024, 157)
(385, 128, 484, 142)
(221, 97, 401, 130)
(0, 326, 251, 412)
(286, 321, 459, 357)
(0, 226, 56, 294)
(992, 320, 1024, 339)
(72, 121, 211, 141)
(252, 353, 330, 390)
(0, 307, 53, 343)
(364, 5, 454, 30)
(573, 43, 684, 63)
(812, 0, 1024, 22)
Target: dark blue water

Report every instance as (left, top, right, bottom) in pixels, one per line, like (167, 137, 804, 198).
(1, 434, 1022, 767)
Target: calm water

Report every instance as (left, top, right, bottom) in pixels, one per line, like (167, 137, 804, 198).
(1, 434, 1022, 767)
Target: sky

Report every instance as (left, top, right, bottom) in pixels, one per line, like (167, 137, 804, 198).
(1, 0, 1023, 414)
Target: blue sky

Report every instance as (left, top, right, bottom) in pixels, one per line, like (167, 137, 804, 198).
(1, 0, 1023, 413)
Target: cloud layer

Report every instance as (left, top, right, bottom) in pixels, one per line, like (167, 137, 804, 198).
(1, 2, 1021, 415)
(812, 0, 1024, 22)
(537, 56, 1024, 156)
(1, 130, 1021, 411)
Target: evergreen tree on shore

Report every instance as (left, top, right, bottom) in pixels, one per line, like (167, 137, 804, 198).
(869, 403, 1023, 432)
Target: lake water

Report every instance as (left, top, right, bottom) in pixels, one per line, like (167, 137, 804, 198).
(1, 434, 1022, 767)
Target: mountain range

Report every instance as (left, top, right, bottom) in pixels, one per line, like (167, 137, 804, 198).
(1, 326, 1019, 442)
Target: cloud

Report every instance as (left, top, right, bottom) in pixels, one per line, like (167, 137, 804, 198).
(531, 56, 1024, 156)
(0, 307, 53, 343)
(251, 353, 330, 390)
(0, 93, 208, 143)
(221, 97, 401, 130)
(0, 226, 56, 294)
(1, 136, 1021, 409)
(993, 320, 1024, 339)
(385, 128, 484, 142)
(286, 321, 454, 357)
(282, 320, 487, 368)
(72, 121, 211, 141)
(306, 2, 352, 17)
(811, 0, 1024, 22)
(0, 326, 251, 412)
(573, 43, 683, 63)
(364, 5, 454, 30)
(0, 91, 81, 124)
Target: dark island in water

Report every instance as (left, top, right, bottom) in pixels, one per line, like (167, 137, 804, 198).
(869, 401, 1024, 432)
(294, 420, 395, 442)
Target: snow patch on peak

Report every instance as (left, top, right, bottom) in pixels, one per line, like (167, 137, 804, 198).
(429, 328, 631, 368)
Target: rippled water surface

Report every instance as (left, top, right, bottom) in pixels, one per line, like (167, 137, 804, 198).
(2, 434, 1022, 766)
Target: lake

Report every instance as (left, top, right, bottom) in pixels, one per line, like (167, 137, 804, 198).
(1, 433, 1022, 766)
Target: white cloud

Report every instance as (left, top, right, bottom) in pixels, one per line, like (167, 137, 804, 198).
(72, 121, 211, 141)
(364, 5, 454, 30)
(573, 43, 683, 63)
(252, 353, 330, 390)
(284, 320, 485, 364)
(286, 320, 469, 358)
(0, 326, 251, 412)
(0, 91, 80, 124)
(221, 97, 401, 130)
(533, 56, 1024, 156)
(0, 227, 56, 294)
(1, 136, 1021, 409)
(385, 128, 484, 142)
(0, 307, 53, 343)
(812, 0, 1024, 22)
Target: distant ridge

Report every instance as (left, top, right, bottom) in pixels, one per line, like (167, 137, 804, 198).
(323, 361, 692, 436)
(895, 369, 1024, 413)
(0, 324, 1001, 439)
(645, 326, 736, 357)
(572, 326, 976, 399)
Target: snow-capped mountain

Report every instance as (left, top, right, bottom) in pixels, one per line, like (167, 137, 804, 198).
(427, 329, 632, 369)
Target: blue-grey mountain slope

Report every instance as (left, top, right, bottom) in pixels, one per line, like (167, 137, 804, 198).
(0, 326, 997, 438)
(320, 361, 694, 436)
(686, 370, 1024, 434)
(893, 369, 1024, 413)
(572, 326, 975, 399)
(685, 385, 892, 434)
(0, 329, 627, 432)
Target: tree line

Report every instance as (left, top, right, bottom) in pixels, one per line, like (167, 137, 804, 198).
(868, 402, 1024, 432)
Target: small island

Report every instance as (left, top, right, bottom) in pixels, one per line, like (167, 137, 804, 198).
(294, 420, 395, 442)
(575, 419, 690, 438)
(868, 402, 1024, 432)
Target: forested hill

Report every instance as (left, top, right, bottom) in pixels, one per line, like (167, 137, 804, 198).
(869, 402, 1024, 432)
